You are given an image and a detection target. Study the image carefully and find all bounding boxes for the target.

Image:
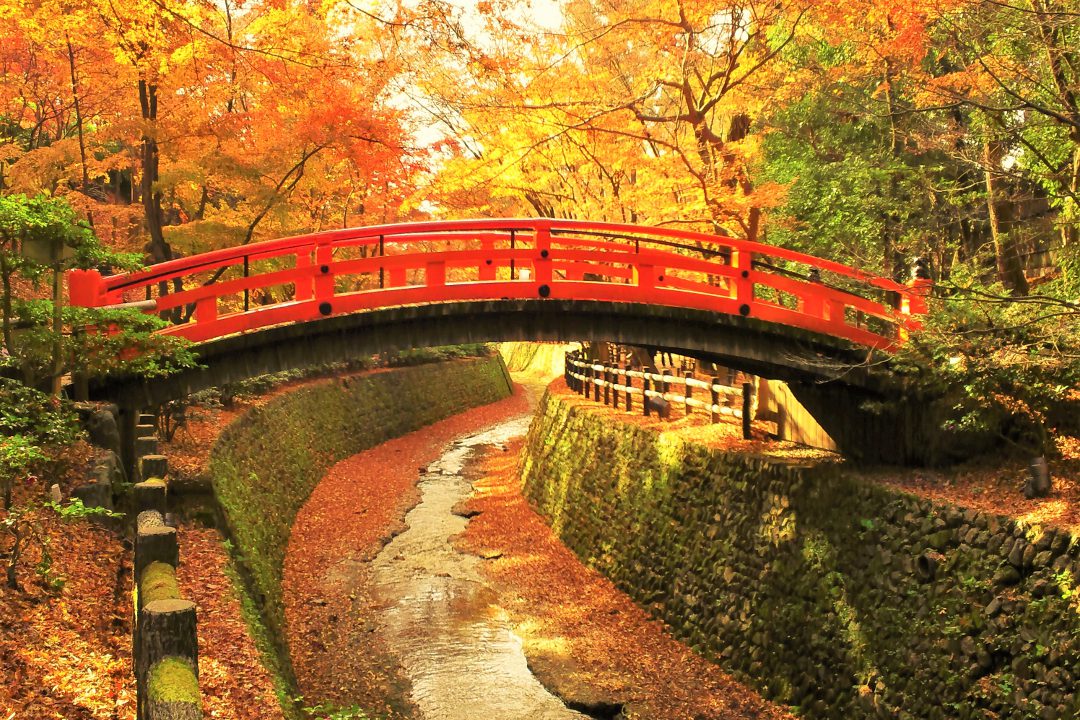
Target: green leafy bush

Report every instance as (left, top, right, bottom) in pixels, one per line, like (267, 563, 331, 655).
(890, 273, 1080, 456)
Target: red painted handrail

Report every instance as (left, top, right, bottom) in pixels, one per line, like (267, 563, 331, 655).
(67, 218, 929, 350)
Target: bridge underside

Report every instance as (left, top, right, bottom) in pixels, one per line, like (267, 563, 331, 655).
(91, 299, 955, 467)
(91, 300, 886, 404)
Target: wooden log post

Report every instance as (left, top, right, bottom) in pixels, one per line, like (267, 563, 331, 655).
(135, 435, 159, 458)
(624, 364, 633, 412)
(742, 382, 753, 440)
(136, 511, 178, 580)
(135, 480, 167, 515)
(146, 658, 202, 720)
(684, 371, 693, 415)
(138, 561, 180, 610)
(136, 599, 199, 720)
(603, 367, 611, 406)
(710, 377, 721, 424)
(140, 455, 168, 482)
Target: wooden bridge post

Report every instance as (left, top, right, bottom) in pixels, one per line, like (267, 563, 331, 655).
(534, 226, 552, 289)
(295, 251, 313, 301)
(710, 377, 721, 424)
(732, 246, 754, 306)
(480, 237, 496, 281)
(314, 237, 334, 305)
(643, 368, 652, 417)
(684, 371, 693, 415)
(625, 364, 633, 412)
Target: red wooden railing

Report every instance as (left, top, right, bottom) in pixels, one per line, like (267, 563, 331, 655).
(67, 218, 928, 350)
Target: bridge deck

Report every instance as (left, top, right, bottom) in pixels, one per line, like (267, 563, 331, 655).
(68, 218, 927, 351)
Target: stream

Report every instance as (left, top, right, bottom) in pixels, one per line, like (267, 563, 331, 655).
(371, 415, 587, 720)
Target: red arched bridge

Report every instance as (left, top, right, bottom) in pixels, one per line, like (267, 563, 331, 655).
(69, 217, 925, 349)
(68, 218, 942, 466)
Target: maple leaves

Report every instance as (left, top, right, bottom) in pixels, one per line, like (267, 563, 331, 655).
(412, 0, 810, 237)
(0, 0, 419, 266)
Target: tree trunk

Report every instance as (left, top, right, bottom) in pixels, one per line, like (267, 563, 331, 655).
(1, 253, 14, 355)
(138, 80, 184, 321)
(882, 60, 904, 280)
(50, 266, 63, 397)
(66, 37, 89, 190)
(983, 138, 1030, 295)
(138, 80, 168, 263)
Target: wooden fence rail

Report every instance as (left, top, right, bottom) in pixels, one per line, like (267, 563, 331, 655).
(564, 351, 753, 439)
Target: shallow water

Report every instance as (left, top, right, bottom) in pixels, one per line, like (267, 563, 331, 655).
(371, 415, 585, 720)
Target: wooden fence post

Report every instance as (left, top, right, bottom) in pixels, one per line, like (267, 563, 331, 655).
(604, 367, 611, 405)
(643, 367, 652, 417)
(662, 369, 672, 395)
(742, 382, 753, 440)
(711, 377, 720, 424)
(684, 371, 693, 415)
(136, 599, 199, 720)
(624, 364, 633, 412)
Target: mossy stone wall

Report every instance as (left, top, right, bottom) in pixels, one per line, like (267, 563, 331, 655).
(210, 357, 511, 639)
(522, 391, 1080, 719)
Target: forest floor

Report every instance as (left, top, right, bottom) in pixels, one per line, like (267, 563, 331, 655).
(0, 441, 135, 720)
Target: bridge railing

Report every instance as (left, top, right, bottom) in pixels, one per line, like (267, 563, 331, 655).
(68, 218, 928, 350)
(565, 351, 754, 439)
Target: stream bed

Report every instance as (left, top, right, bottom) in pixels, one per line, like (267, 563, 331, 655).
(371, 415, 587, 720)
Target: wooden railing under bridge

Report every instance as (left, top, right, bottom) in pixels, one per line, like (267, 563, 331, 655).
(565, 350, 754, 439)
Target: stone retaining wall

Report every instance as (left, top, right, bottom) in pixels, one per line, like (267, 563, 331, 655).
(521, 390, 1080, 719)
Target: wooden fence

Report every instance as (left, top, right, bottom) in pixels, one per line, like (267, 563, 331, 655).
(564, 351, 753, 440)
(131, 416, 202, 720)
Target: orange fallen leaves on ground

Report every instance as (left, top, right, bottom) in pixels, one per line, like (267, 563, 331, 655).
(0, 508, 134, 720)
(174, 525, 282, 720)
